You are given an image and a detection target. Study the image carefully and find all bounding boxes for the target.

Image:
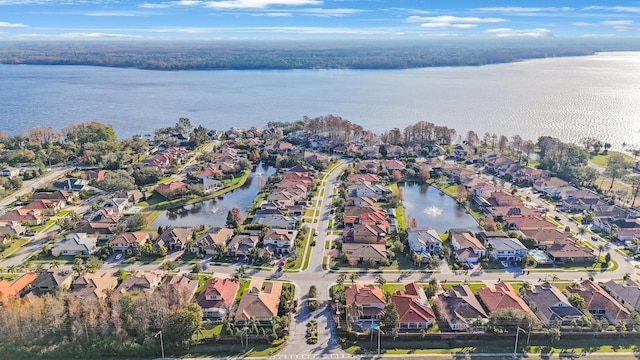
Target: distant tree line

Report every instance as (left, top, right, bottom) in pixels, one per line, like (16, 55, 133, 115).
(1, 39, 639, 71)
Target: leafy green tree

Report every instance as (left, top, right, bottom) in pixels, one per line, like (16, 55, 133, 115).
(567, 293, 585, 309)
(126, 213, 147, 232)
(381, 302, 399, 331)
(604, 154, 630, 192)
(488, 308, 540, 333)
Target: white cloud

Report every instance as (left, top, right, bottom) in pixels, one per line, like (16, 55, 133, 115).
(84, 11, 149, 17)
(601, 20, 634, 26)
(407, 15, 505, 24)
(572, 22, 597, 27)
(299, 8, 362, 17)
(140, 0, 203, 8)
(250, 12, 292, 16)
(203, 0, 321, 9)
(572, 20, 636, 32)
(582, 6, 640, 14)
(150, 26, 402, 36)
(485, 27, 553, 37)
(474, 7, 573, 13)
(0, 21, 27, 27)
(420, 23, 476, 29)
(18, 32, 142, 39)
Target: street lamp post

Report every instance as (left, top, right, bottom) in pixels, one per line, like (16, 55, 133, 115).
(371, 323, 384, 355)
(513, 327, 527, 359)
(154, 330, 164, 359)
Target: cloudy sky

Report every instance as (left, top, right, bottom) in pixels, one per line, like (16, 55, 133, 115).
(1, 0, 639, 40)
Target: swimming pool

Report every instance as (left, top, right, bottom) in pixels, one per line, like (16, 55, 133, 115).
(529, 249, 551, 263)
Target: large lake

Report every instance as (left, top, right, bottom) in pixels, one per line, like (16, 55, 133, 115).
(2, 52, 639, 148)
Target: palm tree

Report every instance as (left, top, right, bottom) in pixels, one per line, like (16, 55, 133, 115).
(376, 274, 386, 288)
(50, 260, 61, 270)
(336, 273, 346, 287)
(578, 226, 586, 243)
(484, 242, 494, 260)
(597, 244, 606, 263)
(343, 304, 352, 331)
(349, 272, 358, 285)
(7, 265, 18, 275)
(519, 281, 532, 296)
(550, 274, 559, 284)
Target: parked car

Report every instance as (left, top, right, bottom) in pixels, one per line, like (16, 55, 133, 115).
(24, 230, 37, 236)
(501, 261, 509, 268)
(591, 235, 599, 241)
(314, 231, 319, 236)
(115, 253, 123, 260)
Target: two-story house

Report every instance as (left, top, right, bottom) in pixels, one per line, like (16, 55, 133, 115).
(344, 284, 385, 324)
(263, 229, 298, 255)
(197, 277, 240, 320)
(407, 228, 442, 257)
(486, 237, 528, 261)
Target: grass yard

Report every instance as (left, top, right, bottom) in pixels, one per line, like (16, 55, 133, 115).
(589, 151, 634, 168)
(0, 238, 28, 258)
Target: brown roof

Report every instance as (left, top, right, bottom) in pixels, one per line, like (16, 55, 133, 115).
(505, 215, 557, 230)
(452, 232, 485, 251)
(235, 281, 283, 322)
(566, 280, 630, 322)
(392, 283, 435, 324)
(521, 228, 570, 246)
(547, 239, 595, 260)
(164, 275, 198, 299)
(345, 284, 385, 307)
(112, 232, 150, 246)
(342, 243, 388, 261)
(71, 271, 118, 299)
(476, 281, 534, 315)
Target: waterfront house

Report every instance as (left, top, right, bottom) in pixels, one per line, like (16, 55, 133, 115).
(450, 231, 485, 263)
(190, 227, 235, 255)
(154, 227, 194, 252)
(197, 277, 240, 320)
(407, 228, 442, 256)
(234, 281, 282, 326)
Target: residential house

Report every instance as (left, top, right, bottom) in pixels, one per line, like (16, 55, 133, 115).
(100, 198, 131, 214)
(381, 160, 405, 172)
(71, 272, 118, 300)
(191, 227, 235, 255)
(362, 146, 381, 159)
(344, 284, 385, 324)
(407, 228, 442, 256)
(476, 281, 534, 315)
(234, 281, 283, 326)
(0, 221, 26, 237)
(523, 283, 583, 326)
(561, 198, 607, 212)
(85, 169, 108, 182)
(115, 271, 163, 294)
(504, 215, 558, 232)
(433, 285, 488, 331)
(357, 160, 379, 173)
(252, 214, 297, 229)
(0, 166, 20, 177)
(452, 144, 473, 160)
(541, 185, 580, 200)
(448, 167, 476, 184)
(51, 233, 99, 257)
(601, 280, 640, 313)
(154, 227, 194, 252)
(350, 196, 377, 208)
(0, 209, 42, 226)
(196, 166, 223, 192)
(346, 224, 386, 244)
(450, 231, 485, 263)
(0, 272, 38, 298)
(164, 274, 199, 300)
(156, 181, 188, 199)
(350, 183, 391, 199)
(29, 270, 74, 295)
(346, 173, 382, 185)
(30, 190, 72, 202)
(565, 280, 630, 325)
(21, 199, 65, 216)
(197, 277, 240, 320)
(111, 232, 151, 253)
(546, 238, 596, 264)
(263, 229, 298, 255)
(486, 237, 528, 261)
(532, 177, 569, 194)
(342, 243, 389, 263)
(226, 233, 259, 257)
(53, 178, 91, 192)
(392, 282, 436, 329)
(520, 228, 573, 247)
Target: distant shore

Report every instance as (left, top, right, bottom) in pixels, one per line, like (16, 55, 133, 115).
(1, 39, 639, 71)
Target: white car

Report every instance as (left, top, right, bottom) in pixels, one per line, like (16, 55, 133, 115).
(501, 261, 509, 268)
(115, 253, 123, 260)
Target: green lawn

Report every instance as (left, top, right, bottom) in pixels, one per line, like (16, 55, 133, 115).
(0, 238, 28, 258)
(590, 151, 634, 167)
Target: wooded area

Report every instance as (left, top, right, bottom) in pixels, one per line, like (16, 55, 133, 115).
(1, 38, 639, 70)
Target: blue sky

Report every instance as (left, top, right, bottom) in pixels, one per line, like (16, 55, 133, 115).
(1, 0, 639, 40)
